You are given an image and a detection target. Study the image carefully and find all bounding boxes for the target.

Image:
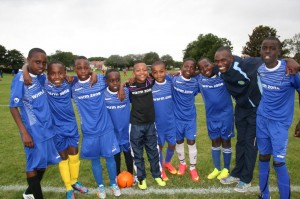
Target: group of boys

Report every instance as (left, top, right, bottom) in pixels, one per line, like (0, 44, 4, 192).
(10, 36, 300, 199)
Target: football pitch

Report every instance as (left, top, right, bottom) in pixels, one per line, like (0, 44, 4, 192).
(0, 71, 299, 199)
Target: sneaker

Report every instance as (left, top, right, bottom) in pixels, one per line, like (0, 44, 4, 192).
(220, 175, 240, 184)
(133, 175, 138, 186)
(154, 177, 166, 187)
(66, 190, 75, 199)
(110, 184, 121, 197)
(234, 181, 251, 192)
(258, 194, 271, 199)
(217, 168, 229, 180)
(177, 163, 187, 176)
(138, 179, 147, 190)
(72, 181, 88, 194)
(97, 185, 106, 199)
(164, 162, 177, 174)
(189, 168, 200, 182)
(161, 169, 168, 181)
(23, 192, 35, 199)
(207, 168, 221, 180)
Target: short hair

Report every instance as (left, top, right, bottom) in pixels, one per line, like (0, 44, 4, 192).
(183, 58, 196, 64)
(133, 60, 145, 65)
(198, 57, 212, 64)
(75, 56, 88, 61)
(47, 60, 65, 71)
(216, 46, 232, 55)
(28, 48, 46, 58)
(152, 60, 165, 68)
(262, 36, 282, 49)
(105, 68, 119, 76)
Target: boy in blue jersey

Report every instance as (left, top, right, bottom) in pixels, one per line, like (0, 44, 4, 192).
(122, 61, 166, 190)
(151, 61, 177, 181)
(104, 69, 134, 176)
(10, 48, 61, 199)
(72, 56, 121, 199)
(197, 58, 234, 180)
(169, 58, 200, 182)
(257, 37, 300, 199)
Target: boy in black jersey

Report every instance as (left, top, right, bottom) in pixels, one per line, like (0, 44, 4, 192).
(122, 61, 166, 190)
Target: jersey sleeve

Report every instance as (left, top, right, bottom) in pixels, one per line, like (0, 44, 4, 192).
(9, 75, 24, 107)
(291, 73, 300, 92)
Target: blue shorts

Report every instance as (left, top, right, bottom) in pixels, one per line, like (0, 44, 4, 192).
(24, 138, 61, 172)
(54, 133, 80, 153)
(175, 119, 197, 141)
(157, 129, 176, 146)
(256, 115, 289, 162)
(119, 142, 131, 153)
(207, 119, 234, 141)
(80, 131, 120, 159)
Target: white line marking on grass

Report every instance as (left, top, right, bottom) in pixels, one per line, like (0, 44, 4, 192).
(1, 185, 300, 195)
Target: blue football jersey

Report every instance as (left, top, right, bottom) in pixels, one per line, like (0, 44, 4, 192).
(44, 79, 79, 137)
(72, 74, 114, 137)
(152, 79, 176, 134)
(9, 71, 55, 143)
(168, 75, 199, 122)
(257, 60, 300, 124)
(104, 87, 130, 145)
(198, 74, 234, 121)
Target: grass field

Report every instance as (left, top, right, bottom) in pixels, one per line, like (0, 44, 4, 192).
(0, 70, 299, 199)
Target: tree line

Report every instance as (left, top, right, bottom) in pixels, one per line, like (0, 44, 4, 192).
(1, 25, 299, 70)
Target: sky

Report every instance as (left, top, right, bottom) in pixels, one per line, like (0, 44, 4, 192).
(0, 0, 299, 61)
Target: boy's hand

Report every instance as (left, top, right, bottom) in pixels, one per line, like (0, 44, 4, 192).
(65, 75, 74, 84)
(21, 131, 34, 148)
(118, 86, 126, 102)
(89, 72, 98, 87)
(294, 121, 300, 138)
(127, 77, 136, 85)
(285, 58, 300, 75)
(22, 64, 32, 85)
(169, 71, 180, 76)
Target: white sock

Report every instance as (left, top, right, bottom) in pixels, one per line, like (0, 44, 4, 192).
(176, 143, 186, 164)
(188, 143, 197, 170)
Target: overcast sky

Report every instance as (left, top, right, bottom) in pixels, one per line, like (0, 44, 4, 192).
(0, 0, 299, 61)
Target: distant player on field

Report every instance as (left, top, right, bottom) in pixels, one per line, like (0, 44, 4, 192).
(197, 58, 234, 180)
(151, 61, 177, 181)
(10, 48, 61, 199)
(257, 36, 300, 199)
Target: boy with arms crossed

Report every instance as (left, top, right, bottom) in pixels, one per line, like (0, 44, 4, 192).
(169, 58, 200, 182)
(151, 61, 177, 181)
(122, 61, 166, 190)
(104, 69, 134, 176)
(257, 37, 300, 199)
(72, 56, 121, 199)
(10, 48, 61, 199)
(197, 58, 234, 180)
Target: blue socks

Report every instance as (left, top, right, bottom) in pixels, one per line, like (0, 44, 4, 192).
(259, 160, 270, 199)
(105, 156, 117, 186)
(274, 162, 290, 199)
(223, 147, 232, 170)
(165, 147, 174, 163)
(91, 159, 104, 186)
(211, 147, 221, 170)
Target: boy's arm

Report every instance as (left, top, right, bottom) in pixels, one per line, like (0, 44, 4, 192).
(10, 107, 34, 147)
(118, 84, 126, 102)
(284, 58, 300, 75)
(22, 64, 32, 85)
(89, 72, 98, 87)
(294, 91, 300, 138)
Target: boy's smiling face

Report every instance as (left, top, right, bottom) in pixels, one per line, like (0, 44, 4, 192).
(151, 64, 166, 83)
(27, 52, 47, 75)
(198, 59, 214, 77)
(75, 59, 91, 81)
(181, 60, 195, 79)
(133, 63, 148, 83)
(47, 63, 66, 86)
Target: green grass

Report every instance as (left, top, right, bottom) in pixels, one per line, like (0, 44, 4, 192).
(0, 71, 299, 198)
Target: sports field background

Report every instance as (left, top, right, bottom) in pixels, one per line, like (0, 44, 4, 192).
(0, 70, 299, 199)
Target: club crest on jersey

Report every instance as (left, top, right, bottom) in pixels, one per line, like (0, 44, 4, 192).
(238, 80, 245, 85)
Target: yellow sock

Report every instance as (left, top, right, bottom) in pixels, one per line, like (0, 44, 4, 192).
(69, 154, 80, 185)
(59, 159, 72, 191)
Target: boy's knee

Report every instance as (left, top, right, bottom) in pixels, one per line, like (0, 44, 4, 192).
(273, 161, 285, 167)
(187, 140, 195, 145)
(259, 154, 271, 161)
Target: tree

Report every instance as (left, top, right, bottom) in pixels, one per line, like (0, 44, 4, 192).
(105, 55, 128, 69)
(123, 54, 145, 67)
(5, 49, 25, 69)
(161, 54, 175, 69)
(242, 25, 289, 57)
(143, 52, 160, 65)
(48, 50, 76, 68)
(0, 45, 7, 66)
(183, 33, 232, 61)
(88, 57, 106, 61)
(285, 33, 300, 62)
